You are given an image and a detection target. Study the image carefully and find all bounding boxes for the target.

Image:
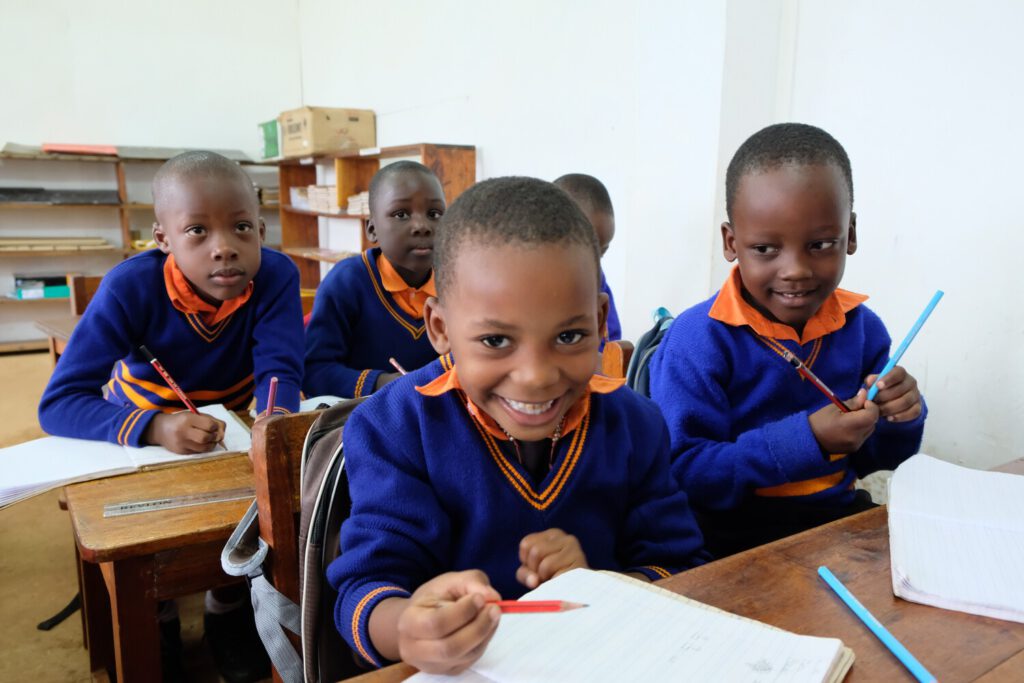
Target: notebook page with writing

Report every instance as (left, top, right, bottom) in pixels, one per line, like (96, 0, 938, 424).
(411, 569, 850, 683)
(0, 437, 135, 507)
(888, 453, 1024, 623)
(125, 404, 251, 469)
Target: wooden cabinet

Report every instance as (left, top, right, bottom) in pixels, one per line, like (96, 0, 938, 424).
(278, 143, 476, 289)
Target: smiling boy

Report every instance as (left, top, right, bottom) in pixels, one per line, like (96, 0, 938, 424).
(303, 161, 445, 397)
(327, 177, 706, 674)
(649, 123, 927, 558)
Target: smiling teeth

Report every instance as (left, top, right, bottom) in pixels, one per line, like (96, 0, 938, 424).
(778, 292, 808, 298)
(504, 398, 555, 415)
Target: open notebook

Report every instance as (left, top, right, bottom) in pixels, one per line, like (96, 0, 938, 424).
(888, 453, 1024, 623)
(0, 404, 250, 508)
(410, 569, 853, 683)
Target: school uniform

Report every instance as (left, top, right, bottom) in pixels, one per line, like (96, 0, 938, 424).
(649, 267, 926, 556)
(38, 248, 303, 446)
(328, 354, 707, 667)
(303, 248, 439, 398)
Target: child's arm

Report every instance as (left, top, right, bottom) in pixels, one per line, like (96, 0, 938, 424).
(649, 318, 848, 511)
(367, 571, 501, 674)
(250, 254, 304, 414)
(37, 277, 163, 447)
(516, 529, 589, 589)
(303, 263, 384, 398)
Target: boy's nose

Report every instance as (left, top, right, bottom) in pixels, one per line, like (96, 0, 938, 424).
(512, 350, 560, 390)
(211, 235, 239, 260)
(410, 219, 432, 236)
(779, 253, 813, 280)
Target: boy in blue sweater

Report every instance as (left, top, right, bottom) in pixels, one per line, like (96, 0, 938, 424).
(649, 123, 926, 558)
(38, 150, 302, 682)
(303, 161, 445, 398)
(328, 177, 706, 674)
(554, 173, 621, 341)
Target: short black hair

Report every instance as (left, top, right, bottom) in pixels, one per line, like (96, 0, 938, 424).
(725, 123, 853, 221)
(552, 173, 614, 216)
(368, 160, 441, 212)
(152, 150, 256, 210)
(433, 176, 600, 297)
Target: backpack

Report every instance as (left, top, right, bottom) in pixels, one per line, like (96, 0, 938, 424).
(625, 307, 675, 397)
(221, 397, 367, 683)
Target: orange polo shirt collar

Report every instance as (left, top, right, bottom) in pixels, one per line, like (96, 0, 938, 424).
(709, 266, 867, 344)
(163, 254, 253, 326)
(377, 253, 435, 319)
(416, 362, 624, 441)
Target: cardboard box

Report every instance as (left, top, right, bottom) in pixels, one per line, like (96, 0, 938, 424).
(258, 120, 280, 159)
(277, 107, 376, 158)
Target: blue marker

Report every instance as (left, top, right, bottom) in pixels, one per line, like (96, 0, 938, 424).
(867, 290, 944, 401)
(818, 566, 937, 683)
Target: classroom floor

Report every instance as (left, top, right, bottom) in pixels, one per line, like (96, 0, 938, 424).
(0, 351, 249, 682)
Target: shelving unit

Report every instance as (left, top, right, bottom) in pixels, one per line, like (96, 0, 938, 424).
(0, 149, 280, 351)
(278, 143, 476, 289)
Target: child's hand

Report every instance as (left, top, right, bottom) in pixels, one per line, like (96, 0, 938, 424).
(375, 372, 401, 391)
(396, 570, 501, 675)
(808, 390, 879, 455)
(143, 411, 225, 454)
(864, 366, 922, 423)
(516, 528, 589, 589)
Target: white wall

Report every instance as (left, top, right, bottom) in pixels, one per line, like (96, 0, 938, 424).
(0, 0, 303, 155)
(297, 0, 728, 340)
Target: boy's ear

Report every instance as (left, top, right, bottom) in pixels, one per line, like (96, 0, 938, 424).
(846, 212, 858, 255)
(364, 218, 378, 245)
(721, 222, 738, 262)
(152, 222, 172, 254)
(258, 217, 267, 244)
(423, 296, 451, 355)
(597, 291, 610, 340)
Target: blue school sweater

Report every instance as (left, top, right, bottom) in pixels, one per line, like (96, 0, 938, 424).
(649, 269, 926, 511)
(38, 248, 303, 446)
(303, 248, 439, 398)
(328, 355, 707, 667)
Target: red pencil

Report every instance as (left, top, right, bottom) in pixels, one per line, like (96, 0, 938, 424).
(140, 345, 199, 413)
(781, 350, 850, 413)
(486, 600, 587, 614)
(265, 376, 279, 416)
(140, 345, 226, 449)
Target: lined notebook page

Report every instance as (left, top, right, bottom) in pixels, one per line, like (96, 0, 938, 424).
(126, 404, 251, 468)
(889, 453, 1024, 622)
(411, 569, 848, 683)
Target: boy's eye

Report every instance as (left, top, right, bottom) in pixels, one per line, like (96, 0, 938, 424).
(557, 330, 586, 345)
(392, 210, 410, 219)
(236, 222, 254, 232)
(480, 335, 510, 349)
(428, 209, 444, 219)
(185, 225, 205, 236)
(752, 245, 778, 255)
(810, 240, 838, 251)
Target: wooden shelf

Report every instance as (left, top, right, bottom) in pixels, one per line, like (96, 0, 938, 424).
(0, 202, 120, 209)
(283, 247, 358, 264)
(1, 295, 70, 304)
(281, 205, 367, 220)
(0, 246, 122, 257)
(0, 339, 49, 353)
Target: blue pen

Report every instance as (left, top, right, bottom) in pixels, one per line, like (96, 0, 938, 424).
(818, 566, 937, 683)
(866, 290, 944, 401)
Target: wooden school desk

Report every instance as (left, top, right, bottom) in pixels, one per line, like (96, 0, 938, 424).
(34, 314, 79, 366)
(64, 454, 253, 682)
(350, 457, 1024, 683)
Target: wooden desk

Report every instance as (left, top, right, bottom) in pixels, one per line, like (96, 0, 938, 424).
(65, 455, 253, 682)
(34, 314, 79, 366)
(351, 457, 1024, 683)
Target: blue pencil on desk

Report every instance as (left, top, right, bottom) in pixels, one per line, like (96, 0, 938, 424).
(867, 290, 943, 401)
(818, 566, 936, 683)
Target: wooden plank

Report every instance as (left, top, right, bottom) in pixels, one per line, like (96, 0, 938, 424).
(0, 339, 49, 353)
(102, 557, 160, 682)
(421, 145, 476, 206)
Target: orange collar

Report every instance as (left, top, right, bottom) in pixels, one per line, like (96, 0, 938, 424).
(709, 266, 867, 344)
(377, 253, 435, 319)
(163, 254, 253, 326)
(416, 363, 624, 441)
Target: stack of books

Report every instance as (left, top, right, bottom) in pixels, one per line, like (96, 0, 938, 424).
(347, 191, 369, 216)
(12, 273, 69, 300)
(307, 185, 340, 214)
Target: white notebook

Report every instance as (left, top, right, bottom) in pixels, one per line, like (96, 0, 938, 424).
(410, 569, 853, 683)
(888, 453, 1024, 623)
(0, 404, 250, 508)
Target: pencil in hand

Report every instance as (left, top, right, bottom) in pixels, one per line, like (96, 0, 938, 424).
(781, 350, 851, 413)
(486, 600, 587, 614)
(139, 345, 227, 451)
